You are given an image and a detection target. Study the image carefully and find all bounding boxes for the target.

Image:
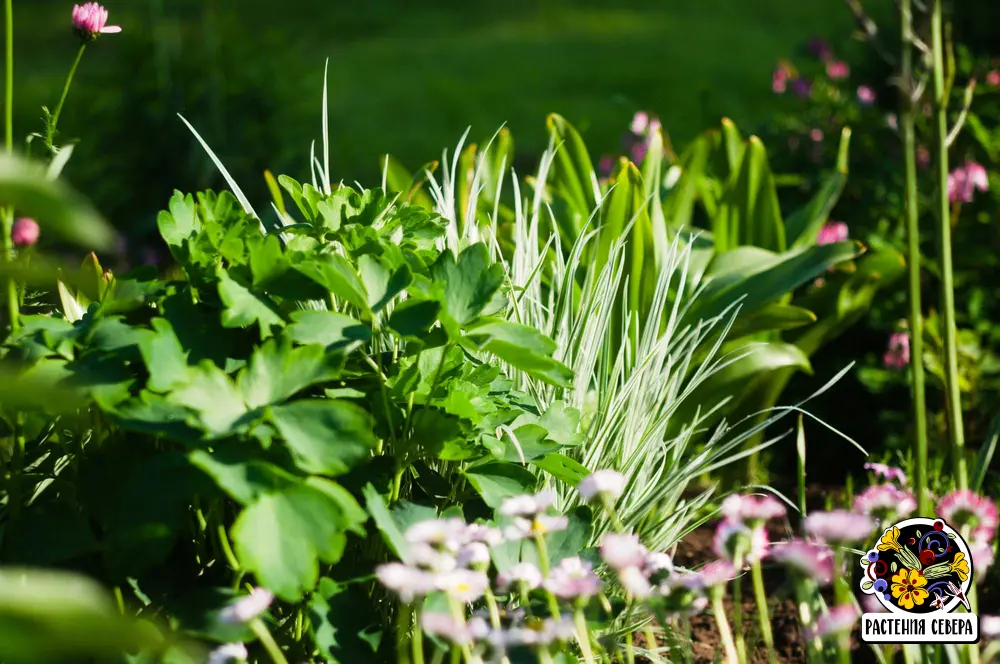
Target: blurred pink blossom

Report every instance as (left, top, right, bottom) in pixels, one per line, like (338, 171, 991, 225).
(630, 112, 649, 135)
(937, 490, 998, 542)
(11, 218, 39, 247)
(816, 221, 848, 245)
(72, 3, 121, 40)
(947, 161, 989, 204)
(773, 65, 789, 94)
(857, 85, 876, 105)
(809, 128, 824, 142)
(806, 604, 858, 639)
(886, 113, 899, 131)
(826, 60, 850, 80)
(864, 462, 908, 485)
(916, 145, 930, 170)
(987, 70, 1000, 87)
(771, 538, 834, 586)
(803, 510, 875, 544)
(883, 331, 910, 370)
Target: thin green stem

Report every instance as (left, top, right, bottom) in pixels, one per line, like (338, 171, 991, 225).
(534, 533, 562, 619)
(398, 604, 414, 664)
(710, 587, 739, 664)
(900, 0, 930, 514)
(930, 0, 968, 489)
(2, 0, 16, 336)
(412, 606, 425, 664)
(832, 551, 851, 664)
(249, 618, 290, 664)
(730, 577, 747, 664)
(573, 608, 597, 664)
(750, 563, 777, 664)
(46, 42, 87, 149)
(217, 523, 240, 571)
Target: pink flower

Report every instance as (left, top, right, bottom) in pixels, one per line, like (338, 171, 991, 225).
(862, 594, 888, 614)
(544, 557, 601, 601)
(598, 155, 615, 178)
(947, 160, 989, 204)
(886, 113, 899, 131)
(218, 587, 274, 624)
(436, 569, 490, 603)
(937, 490, 998, 542)
(864, 462, 908, 485)
(773, 65, 789, 94)
(600, 533, 648, 570)
(713, 519, 769, 565)
(853, 484, 917, 520)
(987, 70, 1000, 87)
(497, 562, 543, 592)
(72, 3, 121, 40)
(826, 60, 850, 80)
(770, 538, 834, 586)
(617, 566, 653, 598)
(806, 604, 858, 639)
(792, 78, 812, 98)
(806, 38, 832, 61)
(982, 615, 1000, 640)
(697, 560, 736, 587)
(499, 491, 556, 517)
(579, 470, 627, 501)
(969, 538, 995, 581)
(816, 221, 848, 245)
(809, 128, 824, 143)
(208, 643, 248, 664)
(721, 493, 787, 523)
(376, 563, 436, 603)
(857, 85, 876, 105)
(803, 510, 875, 544)
(421, 613, 489, 646)
(11, 218, 39, 247)
(883, 331, 910, 370)
(630, 112, 650, 135)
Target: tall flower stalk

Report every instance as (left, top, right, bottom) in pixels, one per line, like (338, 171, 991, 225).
(2, 0, 16, 334)
(899, 0, 931, 514)
(45, 42, 87, 150)
(929, 0, 968, 489)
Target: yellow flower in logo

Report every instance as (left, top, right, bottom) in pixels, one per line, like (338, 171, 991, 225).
(949, 552, 969, 582)
(878, 526, 902, 552)
(891, 568, 929, 610)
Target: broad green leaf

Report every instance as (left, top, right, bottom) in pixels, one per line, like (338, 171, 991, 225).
(726, 303, 817, 340)
(464, 462, 538, 508)
(431, 243, 504, 332)
(216, 267, 285, 333)
(546, 114, 598, 242)
(0, 568, 156, 661)
(170, 361, 248, 436)
(0, 153, 115, 249)
(717, 136, 785, 253)
(188, 449, 298, 505)
(388, 299, 440, 337)
(529, 453, 590, 487)
(363, 484, 409, 562)
(236, 337, 343, 408)
(139, 318, 189, 393)
(296, 254, 370, 314)
(231, 481, 358, 601)
(308, 578, 381, 664)
(269, 399, 377, 476)
(287, 310, 371, 349)
(688, 241, 862, 324)
(358, 255, 411, 313)
(478, 339, 573, 388)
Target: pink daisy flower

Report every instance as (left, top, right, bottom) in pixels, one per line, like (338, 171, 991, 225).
(857, 85, 876, 105)
(853, 484, 917, 520)
(803, 510, 875, 544)
(579, 470, 627, 501)
(721, 493, 787, 523)
(826, 60, 850, 80)
(544, 557, 601, 601)
(883, 331, 910, 370)
(698, 560, 737, 587)
(947, 161, 989, 204)
(600, 533, 648, 571)
(969, 538, 995, 581)
(937, 490, 998, 542)
(987, 70, 1000, 87)
(807, 604, 858, 639)
(770, 538, 835, 586)
(864, 462, 908, 485)
(713, 518, 769, 565)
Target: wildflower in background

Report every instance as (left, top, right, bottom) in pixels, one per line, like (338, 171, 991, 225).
(409, 543, 458, 573)
(773, 65, 790, 94)
(864, 462, 908, 485)
(497, 562, 543, 592)
(504, 514, 568, 541)
(579, 470, 626, 501)
(804, 510, 875, 544)
(376, 563, 436, 603)
(806, 37, 832, 61)
(645, 551, 674, 578)
(713, 518, 769, 565)
(630, 112, 650, 135)
(969, 538, 995, 579)
(436, 569, 490, 604)
(721, 493, 787, 523)
(207, 643, 248, 664)
(421, 613, 489, 646)
(598, 155, 615, 178)
(947, 160, 989, 204)
(494, 617, 577, 648)
(600, 533, 648, 570)
(916, 145, 930, 169)
(816, 221, 848, 245)
(857, 85, 876, 105)
(853, 484, 917, 520)
(937, 490, 999, 542)
(618, 565, 653, 599)
(982, 615, 1000, 639)
(987, 70, 1000, 87)
(456, 542, 491, 570)
(464, 523, 502, 546)
(72, 3, 121, 41)
(792, 78, 812, 98)
(809, 128, 824, 143)
(406, 518, 467, 550)
(218, 587, 274, 624)
(698, 560, 736, 587)
(883, 330, 910, 370)
(862, 594, 888, 614)
(770, 538, 835, 586)
(806, 604, 858, 639)
(826, 60, 850, 80)
(500, 490, 555, 517)
(11, 218, 39, 248)
(886, 113, 899, 131)
(544, 556, 601, 601)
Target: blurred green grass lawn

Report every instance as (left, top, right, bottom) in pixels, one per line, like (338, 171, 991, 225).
(14, 0, 885, 229)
